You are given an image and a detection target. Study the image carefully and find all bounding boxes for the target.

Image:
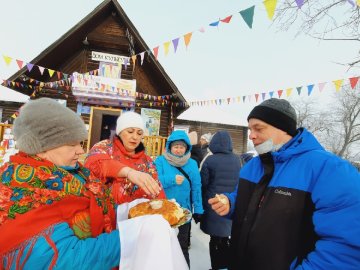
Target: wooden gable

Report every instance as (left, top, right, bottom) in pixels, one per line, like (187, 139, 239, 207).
(4, 0, 187, 141)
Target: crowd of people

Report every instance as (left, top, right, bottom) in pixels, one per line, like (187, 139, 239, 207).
(0, 97, 359, 270)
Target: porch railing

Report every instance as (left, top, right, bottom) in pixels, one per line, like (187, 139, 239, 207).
(143, 135, 167, 158)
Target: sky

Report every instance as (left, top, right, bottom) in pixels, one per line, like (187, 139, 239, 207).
(0, 0, 359, 126)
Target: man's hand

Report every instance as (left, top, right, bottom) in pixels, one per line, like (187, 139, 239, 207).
(208, 194, 230, 216)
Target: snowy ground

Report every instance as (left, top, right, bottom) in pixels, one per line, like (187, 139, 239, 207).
(189, 220, 211, 270)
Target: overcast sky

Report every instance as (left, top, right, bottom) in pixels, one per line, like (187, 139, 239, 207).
(0, 0, 359, 125)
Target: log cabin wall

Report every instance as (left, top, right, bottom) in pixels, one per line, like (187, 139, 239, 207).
(0, 101, 25, 124)
(174, 119, 248, 155)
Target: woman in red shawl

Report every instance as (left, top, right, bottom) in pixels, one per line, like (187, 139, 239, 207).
(85, 111, 165, 204)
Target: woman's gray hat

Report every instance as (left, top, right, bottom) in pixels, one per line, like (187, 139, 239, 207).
(247, 98, 297, 136)
(13, 98, 88, 154)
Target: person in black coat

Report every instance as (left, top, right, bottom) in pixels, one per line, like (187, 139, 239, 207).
(200, 130, 241, 270)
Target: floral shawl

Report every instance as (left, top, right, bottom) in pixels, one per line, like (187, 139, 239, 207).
(0, 152, 116, 269)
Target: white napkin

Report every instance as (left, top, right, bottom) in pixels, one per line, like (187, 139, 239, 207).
(117, 199, 188, 270)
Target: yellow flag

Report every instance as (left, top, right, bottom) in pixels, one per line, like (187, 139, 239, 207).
(3, 55, 12, 66)
(286, 88, 292, 97)
(163, 41, 171, 56)
(183, 32, 193, 49)
(131, 55, 137, 66)
(357, 0, 360, 5)
(333, 79, 343, 92)
(48, 69, 55, 78)
(263, 0, 277, 20)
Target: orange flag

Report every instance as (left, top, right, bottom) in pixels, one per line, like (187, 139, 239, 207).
(183, 32, 193, 49)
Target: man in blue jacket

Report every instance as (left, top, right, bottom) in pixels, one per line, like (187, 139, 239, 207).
(209, 98, 360, 270)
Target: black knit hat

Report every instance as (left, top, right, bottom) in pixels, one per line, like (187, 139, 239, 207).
(247, 98, 297, 136)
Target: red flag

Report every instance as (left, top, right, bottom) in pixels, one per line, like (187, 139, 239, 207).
(349, 77, 359, 89)
(277, 89, 283, 98)
(255, 93, 259, 102)
(16, 59, 24, 69)
(153, 46, 159, 60)
(220, 15, 233, 23)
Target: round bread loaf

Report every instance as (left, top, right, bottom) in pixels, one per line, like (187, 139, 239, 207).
(128, 199, 185, 226)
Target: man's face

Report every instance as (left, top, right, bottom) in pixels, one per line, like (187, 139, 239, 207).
(248, 118, 289, 146)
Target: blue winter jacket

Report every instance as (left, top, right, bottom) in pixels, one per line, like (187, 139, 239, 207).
(200, 130, 240, 237)
(155, 130, 204, 214)
(226, 128, 360, 270)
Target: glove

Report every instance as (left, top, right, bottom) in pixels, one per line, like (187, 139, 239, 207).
(193, 213, 203, 224)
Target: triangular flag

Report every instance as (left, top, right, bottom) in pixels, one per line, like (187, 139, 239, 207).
(242, 96, 246, 102)
(38, 66, 45, 75)
(183, 32, 193, 49)
(16, 59, 24, 69)
(269, 91, 274, 98)
(261, 92, 266, 100)
(209, 20, 220, 27)
(153, 46, 159, 60)
(286, 88, 292, 97)
(318, 82, 326, 92)
(199, 27, 206, 33)
(295, 0, 304, 8)
(220, 15, 233, 23)
(140, 52, 145, 65)
(172, 38, 180, 53)
(57, 71, 62, 80)
(307, 84, 314, 96)
(48, 69, 55, 78)
(163, 41, 171, 56)
(131, 55, 137, 66)
(333, 79, 343, 92)
(357, 0, 360, 5)
(349, 76, 359, 89)
(3, 55, 12, 66)
(255, 93, 259, 102)
(296, 86, 302, 95)
(263, 0, 278, 20)
(277, 89, 283, 98)
(239, 6, 255, 29)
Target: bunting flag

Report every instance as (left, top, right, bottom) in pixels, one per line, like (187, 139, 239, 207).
(183, 32, 193, 49)
(347, 0, 355, 7)
(296, 86, 302, 95)
(239, 6, 255, 29)
(263, 0, 278, 20)
(38, 66, 45, 75)
(318, 82, 326, 92)
(277, 89, 283, 98)
(199, 27, 206, 33)
(209, 20, 220, 27)
(131, 55, 137, 67)
(295, 0, 305, 8)
(357, 0, 360, 6)
(16, 59, 24, 69)
(48, 69, 55, 78)
(349, 76, 359, 89)
(286, 88, 292, 97)
(153, 46, 159, 60)
(172, 38, 180, 53)
(220, 15, 233, 24)
(3, 55, 12, 66)
(333, 79, 343, 92)
(163, 41, 171, 56)
(307, 84, 314, 96)
(140, 52, 145, 65)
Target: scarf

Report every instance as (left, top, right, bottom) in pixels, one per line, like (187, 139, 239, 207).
(163, 151, 191, 167)
(0, 152, 116, 269)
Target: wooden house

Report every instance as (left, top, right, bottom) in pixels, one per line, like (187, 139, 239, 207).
(174, 119, 248, 154)
(3, 0, 187, 151)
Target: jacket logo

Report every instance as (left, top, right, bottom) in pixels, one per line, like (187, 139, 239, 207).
(274, 189, 292, 197)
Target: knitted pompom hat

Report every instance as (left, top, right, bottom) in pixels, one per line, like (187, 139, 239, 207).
(247, 98, 297, 136)
(115, 111, 145, 135)
(13, 98, 88, 154)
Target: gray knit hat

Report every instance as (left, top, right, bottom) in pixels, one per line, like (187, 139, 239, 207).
(13, 98, 88, 154)
(247, 98, 297, 136)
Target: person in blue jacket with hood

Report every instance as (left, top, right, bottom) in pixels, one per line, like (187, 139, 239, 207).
(200, 130, 241, 270)
(155, 130, 204, 268)
(209, 98, 360, 270)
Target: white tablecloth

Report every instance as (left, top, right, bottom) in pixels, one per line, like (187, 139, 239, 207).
(117, 199, 189, 270)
